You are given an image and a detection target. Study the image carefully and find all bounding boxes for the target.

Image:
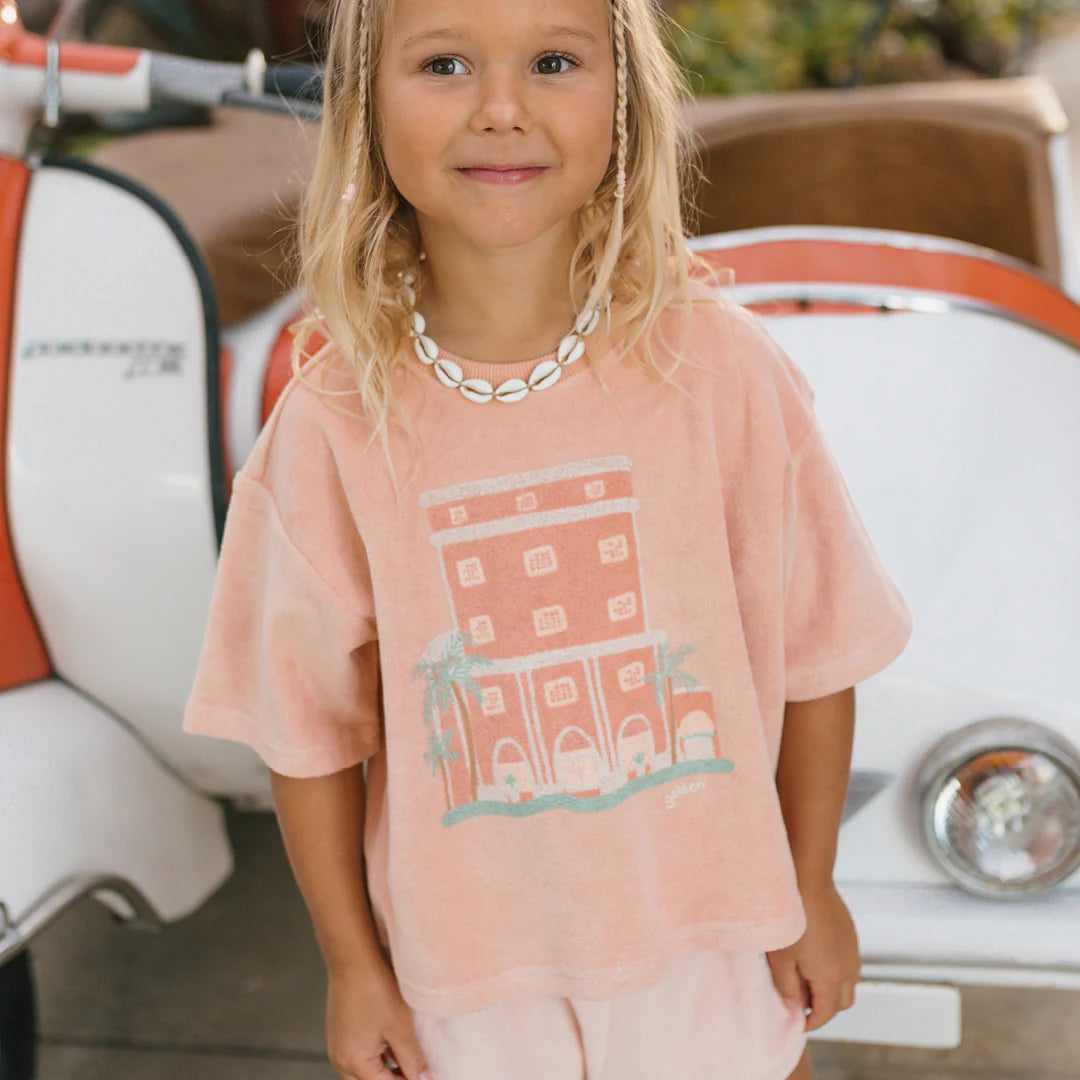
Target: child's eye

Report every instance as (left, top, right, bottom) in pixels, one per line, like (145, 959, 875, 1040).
(535, 52, 578, 75)
(423, 55, 467, 77)
(419, 52, 578, 77)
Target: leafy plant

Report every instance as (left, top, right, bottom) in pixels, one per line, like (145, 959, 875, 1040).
(662, 0, 1080, 92)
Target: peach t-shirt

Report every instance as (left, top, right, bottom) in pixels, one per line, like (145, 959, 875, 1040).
(182, 282, 913, 1017)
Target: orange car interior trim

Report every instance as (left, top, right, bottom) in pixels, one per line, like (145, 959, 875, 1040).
(697, 239, 1080, 348)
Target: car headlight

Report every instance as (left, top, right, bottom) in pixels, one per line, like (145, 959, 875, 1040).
(916, 718, 1080, 898)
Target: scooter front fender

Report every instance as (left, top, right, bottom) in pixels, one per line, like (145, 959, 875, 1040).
(0, 679, 232, 963)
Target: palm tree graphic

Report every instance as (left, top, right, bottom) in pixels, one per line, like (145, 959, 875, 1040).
(644, 641, 699, 767)
(423, 728, 461, 812)
(412, 630, 493, 804)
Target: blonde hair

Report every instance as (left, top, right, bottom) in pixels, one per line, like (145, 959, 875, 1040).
(289, 0, 728, 498)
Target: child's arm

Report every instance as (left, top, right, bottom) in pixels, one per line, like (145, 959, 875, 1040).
(767, 686, 861, 1033)
(269, 764, 384, 973)
(775, 687, 855, 895)
(270, 766, 432, 1080)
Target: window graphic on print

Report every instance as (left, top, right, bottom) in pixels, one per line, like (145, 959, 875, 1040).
(411, 455, 733, 826)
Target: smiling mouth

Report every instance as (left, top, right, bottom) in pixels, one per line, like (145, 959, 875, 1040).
(457, 166, 548, 185)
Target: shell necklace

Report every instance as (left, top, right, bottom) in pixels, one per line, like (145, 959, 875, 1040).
(398, 271, 608, 404)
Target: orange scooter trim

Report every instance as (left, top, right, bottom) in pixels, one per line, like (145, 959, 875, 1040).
(0, 157, 52, 690)
(0, 25, 141, 75)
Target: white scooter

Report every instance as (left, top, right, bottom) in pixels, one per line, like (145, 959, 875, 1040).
(4, 5, 1080, 1077)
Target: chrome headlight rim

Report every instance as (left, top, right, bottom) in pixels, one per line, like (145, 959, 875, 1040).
(916, 718, 1080, 900)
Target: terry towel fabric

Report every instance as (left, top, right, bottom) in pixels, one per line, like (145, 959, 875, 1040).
(181, 282, 914, 1017)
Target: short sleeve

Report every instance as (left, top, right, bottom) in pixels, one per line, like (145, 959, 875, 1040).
(181, 469, 383, 778)
(782, 401, 914, 702)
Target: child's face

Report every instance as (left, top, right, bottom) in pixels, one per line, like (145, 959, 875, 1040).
(374, 0, 617, 257)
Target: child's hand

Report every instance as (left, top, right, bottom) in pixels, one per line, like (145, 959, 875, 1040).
(325, 953, 433, 1080)
(765, 881, 861, 1032)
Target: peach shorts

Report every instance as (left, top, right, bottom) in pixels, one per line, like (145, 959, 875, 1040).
(408, 948, 808, 1080)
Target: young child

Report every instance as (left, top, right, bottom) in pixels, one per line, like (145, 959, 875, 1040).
(181, 0, 913, 1077)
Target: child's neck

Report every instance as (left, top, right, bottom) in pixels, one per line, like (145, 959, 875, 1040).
(418, 294, 579, 366)
(413, 234, 581, 367)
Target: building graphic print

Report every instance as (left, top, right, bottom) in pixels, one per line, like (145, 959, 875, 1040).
(411, 455, 734, 826)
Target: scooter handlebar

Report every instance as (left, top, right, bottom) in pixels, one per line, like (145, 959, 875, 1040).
(0, 25, 323, 120)
(264, 64, 323, 106)
(150, 54, 323, 118)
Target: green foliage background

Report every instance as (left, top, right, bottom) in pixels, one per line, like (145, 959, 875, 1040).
(663, 0, 1080, 94)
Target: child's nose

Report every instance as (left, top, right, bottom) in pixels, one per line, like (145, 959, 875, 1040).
(469, 69, 533, 134)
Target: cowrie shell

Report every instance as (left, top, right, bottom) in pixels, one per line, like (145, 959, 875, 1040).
(494, 378, 530, 402)
(575, 307, 600, 336)
(561, 339, 585, 366)
(528, 358, 562, 390)
(414, 337, 437, 365)
(557, 333, 580, 362)
(459, 378, 495, 403)
(416, 334, 439, 361)
(435, 357, 464, 388)
(401, 284, 416, 308)
(410, 310, 425, 335)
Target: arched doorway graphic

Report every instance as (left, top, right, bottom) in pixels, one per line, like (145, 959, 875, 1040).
(553, 727, 604, 794)
(616, 713, 656, 778)
(678, 709, 718, 760)
(492, 738, 537, 802)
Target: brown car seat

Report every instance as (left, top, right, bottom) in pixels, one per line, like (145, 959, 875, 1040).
(683, 76, 1068, 282)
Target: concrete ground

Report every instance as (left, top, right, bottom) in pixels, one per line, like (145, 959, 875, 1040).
(23, 25, 1080, 1080)
(27, 807, 1080, 1079)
